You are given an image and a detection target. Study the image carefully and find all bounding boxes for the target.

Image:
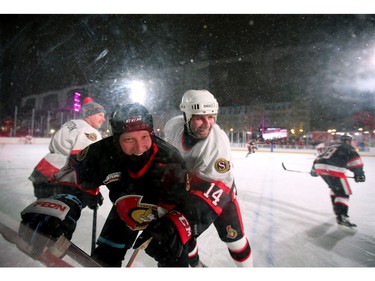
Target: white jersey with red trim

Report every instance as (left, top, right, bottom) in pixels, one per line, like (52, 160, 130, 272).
(165, 116, 253, 267)
(29, 119, 102, 184)
(50, 119, 101, 155)
(164, 115, 234, 188)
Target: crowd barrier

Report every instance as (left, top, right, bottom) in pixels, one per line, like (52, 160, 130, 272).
(231, 143, 375, 156)
(1, 137, 374, 156)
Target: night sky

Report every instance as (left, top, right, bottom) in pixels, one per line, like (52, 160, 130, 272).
(1, 14, 375, 130)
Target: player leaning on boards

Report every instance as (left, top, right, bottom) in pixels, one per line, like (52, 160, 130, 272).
(164, 90, 253, 266)
(310, 134, 366, 231)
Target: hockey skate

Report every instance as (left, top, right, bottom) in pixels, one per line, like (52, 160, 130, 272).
(336, 214, 357, 231)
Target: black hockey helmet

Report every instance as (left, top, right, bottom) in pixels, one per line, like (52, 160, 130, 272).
(109, 103, 153, 134)
(340, 134, 353, 143)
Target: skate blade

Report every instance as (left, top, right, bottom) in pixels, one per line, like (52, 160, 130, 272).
(337, 224, 358, 233)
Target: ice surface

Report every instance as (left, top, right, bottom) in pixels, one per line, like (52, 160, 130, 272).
(0, 143, 374, 278)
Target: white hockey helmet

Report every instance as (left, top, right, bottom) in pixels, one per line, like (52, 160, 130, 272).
(180, 90, 219, 125)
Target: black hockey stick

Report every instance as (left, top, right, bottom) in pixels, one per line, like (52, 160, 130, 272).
(282, 162, 354, 178)
(281, 162, 309, 174)
(91, 207, 97, 255)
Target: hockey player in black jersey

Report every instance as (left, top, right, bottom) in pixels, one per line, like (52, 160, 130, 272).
(19, 102, 236, 267)
(19, 103, 192, 266)
(310, 134, 366, 230)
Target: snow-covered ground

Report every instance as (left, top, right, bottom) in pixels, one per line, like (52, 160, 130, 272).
(0, 143, 374, 278)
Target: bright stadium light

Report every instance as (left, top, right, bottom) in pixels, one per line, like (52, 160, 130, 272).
(129, 80, 146, 104)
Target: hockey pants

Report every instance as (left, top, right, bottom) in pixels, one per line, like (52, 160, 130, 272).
(92, 206, 138, 267)
(321, 175, 351, 216)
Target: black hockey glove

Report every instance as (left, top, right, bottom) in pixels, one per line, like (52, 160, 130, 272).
(310, 167, 318, 177)
(133, 210, 193, 267)
(354, 173, 365, 183)
(19, 194, 82, 256)
(82, 191, 104, 210)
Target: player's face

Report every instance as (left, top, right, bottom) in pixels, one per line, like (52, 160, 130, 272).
(85, 112, 106, 129)
(118, 130, 152, 156)
(189, 114, 216, 139)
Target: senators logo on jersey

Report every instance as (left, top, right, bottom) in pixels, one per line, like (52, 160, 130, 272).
(115, 195, 158, 230)
(226, 225, 238, 239)
(214, 158, 230, 173)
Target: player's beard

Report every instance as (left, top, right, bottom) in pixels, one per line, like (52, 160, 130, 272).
(194, 125, 211, 139)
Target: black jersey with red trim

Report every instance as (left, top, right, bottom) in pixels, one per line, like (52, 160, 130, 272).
(313, 143, 364, 175)
(53, 135, 188, 216)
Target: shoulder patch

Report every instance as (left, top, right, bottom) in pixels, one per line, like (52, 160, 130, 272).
(103, 172, 121, 185)
(85, 133, 98, 141)
(76, 146, 89, 161)
(214, 158, 231, 173)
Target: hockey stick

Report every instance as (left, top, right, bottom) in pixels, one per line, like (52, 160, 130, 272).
(125, 238, 152, 267)
(91, 207, 97, 255)
(281, 162, 309, 174)
(281, 162, 354, 178)
(125, 248, 141, 267)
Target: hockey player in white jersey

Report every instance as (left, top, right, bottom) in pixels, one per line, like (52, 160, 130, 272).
(29, 97, 106, 199)
(164, 90, 253, 266)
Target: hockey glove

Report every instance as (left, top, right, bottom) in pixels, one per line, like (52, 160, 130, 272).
(19, 194, 82, 256)
(354, 173, 365, 183)
(82, 191, 104, 210)
(133, 210, 192, 267)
